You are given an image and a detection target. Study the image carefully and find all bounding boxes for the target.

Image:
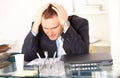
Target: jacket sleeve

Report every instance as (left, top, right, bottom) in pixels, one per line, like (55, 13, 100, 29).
(22, 31, 39, 61)
(62, 15, 89, 54)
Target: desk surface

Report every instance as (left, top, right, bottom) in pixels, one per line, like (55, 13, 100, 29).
(0, 52, 115, 78)
(0, 63, 39, 77)
(0, 61, 114, 78)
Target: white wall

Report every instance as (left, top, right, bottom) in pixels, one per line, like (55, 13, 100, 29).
(78, 14, 110, 41)
(109, 0, 120, 77)
(0, 0, 42, 51)
(74, 0, 110, 41)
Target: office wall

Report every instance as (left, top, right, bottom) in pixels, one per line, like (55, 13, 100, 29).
(0, 0, 41, 39)
(109, 0, 120, 77)
(0, 0, 42, 51)
(73, 0, 110, 41)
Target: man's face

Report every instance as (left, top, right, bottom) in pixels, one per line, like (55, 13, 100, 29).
(41, 15, 63, 40)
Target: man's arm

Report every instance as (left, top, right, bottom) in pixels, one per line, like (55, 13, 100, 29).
(62, 15, 89, 54)
(22, 31, 39, 61)
(22, 4, 49, 61)
(32, 3, 49, 33)
(52, 4, 89, 54)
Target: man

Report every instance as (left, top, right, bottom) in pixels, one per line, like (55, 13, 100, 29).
(22, 3, 89, 61)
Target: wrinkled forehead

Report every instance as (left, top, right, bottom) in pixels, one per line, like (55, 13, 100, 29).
(41, 15, 60, 28)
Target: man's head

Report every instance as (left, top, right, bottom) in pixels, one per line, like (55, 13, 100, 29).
(41, 4, 63, 40)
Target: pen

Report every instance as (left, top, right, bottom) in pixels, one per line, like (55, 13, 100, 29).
(44, 51, 48, 59)
(36, 53, 41, 60)
(50, 52, 56, 68)
(36, 53, 44, 69)
(53, 51, 56, 60)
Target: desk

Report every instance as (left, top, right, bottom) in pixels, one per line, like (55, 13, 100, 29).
(0, 61, 114, 78)
(0, 62, 39, 78)
(64, 63, 113, 78)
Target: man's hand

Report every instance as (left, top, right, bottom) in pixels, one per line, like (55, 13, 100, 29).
(32, 4, 49, 33)
(52, 3, 68, 26)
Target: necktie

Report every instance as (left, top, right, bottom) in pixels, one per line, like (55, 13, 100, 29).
(56, 36, 66, 58)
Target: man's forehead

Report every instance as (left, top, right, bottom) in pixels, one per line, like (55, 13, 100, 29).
(42, 16, 59, 27)
(42, 23, 60, 29)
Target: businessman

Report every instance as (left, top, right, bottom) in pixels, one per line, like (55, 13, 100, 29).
(22, 3, 89, 61)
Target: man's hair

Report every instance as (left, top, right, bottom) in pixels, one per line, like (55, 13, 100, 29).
(42, 4, 57, 19)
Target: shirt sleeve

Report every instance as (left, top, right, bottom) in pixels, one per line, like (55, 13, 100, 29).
(63, 25, 69, 33)
(31, 30, 38, 36)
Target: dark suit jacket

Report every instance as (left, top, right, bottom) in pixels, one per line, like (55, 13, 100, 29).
(22, 15, 89, 61)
